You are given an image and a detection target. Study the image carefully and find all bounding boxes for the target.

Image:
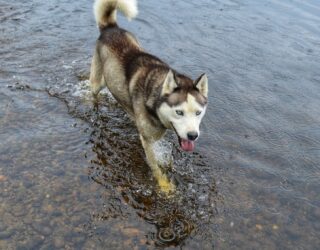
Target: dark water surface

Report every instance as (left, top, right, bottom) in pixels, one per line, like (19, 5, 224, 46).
(1, 0, 320, 249)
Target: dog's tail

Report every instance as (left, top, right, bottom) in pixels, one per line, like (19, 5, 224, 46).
(94, 0, 138, 30)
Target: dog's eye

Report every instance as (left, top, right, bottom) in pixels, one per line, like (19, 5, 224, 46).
(176, 110, 184, 116)
(196, 111, 202, 116)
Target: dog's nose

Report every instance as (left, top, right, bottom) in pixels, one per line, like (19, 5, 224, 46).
(187, 131, 198, 141)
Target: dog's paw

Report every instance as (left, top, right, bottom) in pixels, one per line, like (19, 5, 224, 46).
(157, 173, 175, 194)
(159, 179, 175, 194)
(152, 167, 175, 194)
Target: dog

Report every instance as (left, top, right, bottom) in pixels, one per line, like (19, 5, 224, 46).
(90, 0, 208, 192)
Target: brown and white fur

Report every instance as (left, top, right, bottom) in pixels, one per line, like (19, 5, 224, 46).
(90, 0, 208, 192)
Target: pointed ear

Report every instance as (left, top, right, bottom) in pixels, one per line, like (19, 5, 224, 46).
(161, 70, 177, 96)
(194, 73, 208, 97)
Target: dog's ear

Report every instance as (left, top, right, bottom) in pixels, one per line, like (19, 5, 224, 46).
(161, 70, 177, 96)
(194, 73, 208, 98)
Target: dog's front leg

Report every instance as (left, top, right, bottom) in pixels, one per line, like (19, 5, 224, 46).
(140, 136, 175, 193)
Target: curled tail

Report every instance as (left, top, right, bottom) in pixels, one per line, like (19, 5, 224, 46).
(94, 0, 138, 29)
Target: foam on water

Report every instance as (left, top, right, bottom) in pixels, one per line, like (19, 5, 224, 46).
(71, 79, 116, 103)
(71, 79, 91, 98)
(153, 139, 174, 167)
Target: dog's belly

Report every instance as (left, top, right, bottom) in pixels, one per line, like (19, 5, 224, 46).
(108, 83, 133, 115)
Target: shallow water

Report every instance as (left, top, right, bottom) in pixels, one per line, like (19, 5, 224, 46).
(1, 0, 320, 249)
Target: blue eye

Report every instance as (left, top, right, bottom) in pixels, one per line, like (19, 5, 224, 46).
(196, 111, 202, 116)
(176, 110, 184, 116)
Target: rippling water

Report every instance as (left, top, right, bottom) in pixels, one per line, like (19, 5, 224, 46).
(1, 0, 320, 249)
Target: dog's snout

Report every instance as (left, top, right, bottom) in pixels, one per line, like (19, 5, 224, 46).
(187, 131, 198, 141)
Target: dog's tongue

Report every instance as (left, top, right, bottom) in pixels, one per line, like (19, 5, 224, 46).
(180, 139, 195, 151)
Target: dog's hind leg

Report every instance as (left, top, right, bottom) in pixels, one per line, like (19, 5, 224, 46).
(90, 46, 106, 97)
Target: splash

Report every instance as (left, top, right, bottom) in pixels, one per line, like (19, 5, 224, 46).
(71, 79, 116, 104)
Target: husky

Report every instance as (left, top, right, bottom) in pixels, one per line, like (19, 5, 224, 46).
(90, 0, 208, 192)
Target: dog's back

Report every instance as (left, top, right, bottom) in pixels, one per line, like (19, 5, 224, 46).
(90, 0, 139, 113)
(90, 0, 169, 115)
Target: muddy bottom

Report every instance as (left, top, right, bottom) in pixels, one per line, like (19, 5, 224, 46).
(1, 0, 320, 249)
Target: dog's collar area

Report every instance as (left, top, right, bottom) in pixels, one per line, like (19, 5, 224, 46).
(146, 105, 166, 129)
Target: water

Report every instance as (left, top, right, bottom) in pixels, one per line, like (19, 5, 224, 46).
(1, 0, 320, 249)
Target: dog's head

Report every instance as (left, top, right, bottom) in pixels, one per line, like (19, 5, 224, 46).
(157, 70, 208, 151)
